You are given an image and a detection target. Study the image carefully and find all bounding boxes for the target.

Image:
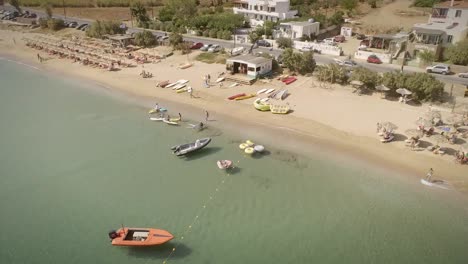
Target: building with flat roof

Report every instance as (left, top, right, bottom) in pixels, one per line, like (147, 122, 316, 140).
(233, 0, 297, 27)
(226, 55, 272, 78)
(276, 20, 320, 39)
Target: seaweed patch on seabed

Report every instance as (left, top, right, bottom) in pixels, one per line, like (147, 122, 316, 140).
(270, 150, 308, 169)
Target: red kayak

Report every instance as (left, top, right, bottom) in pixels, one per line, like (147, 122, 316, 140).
(283, 77, 297, 85)
(228, 93, 246, 100)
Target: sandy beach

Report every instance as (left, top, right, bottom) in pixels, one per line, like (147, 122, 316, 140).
(1, 27, 467, 194)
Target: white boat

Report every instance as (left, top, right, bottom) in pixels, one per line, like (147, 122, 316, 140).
(163, 119, 179, 125)
(216, 77, 225, 83)
(173, 83, 186, 90)
(275, 89, 288, 100)
(229, 83, 239, 88)
(257, 88, 267, 95)
(230, 47, 245, 56)
(165, 82, 178, 88)
(265, 88, 275, 94)
(420, 179, 450, 190)
(178, 79, 189, 84)
(150, 116, 165, 121)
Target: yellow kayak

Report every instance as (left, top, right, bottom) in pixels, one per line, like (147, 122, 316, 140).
(176, 88, 187, 94)
(235, 94, 256, 101)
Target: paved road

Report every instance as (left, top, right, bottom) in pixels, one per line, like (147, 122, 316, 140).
(3, 5, 468, 86)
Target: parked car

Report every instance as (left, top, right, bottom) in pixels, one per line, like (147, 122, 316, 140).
(334, 35, 345, 43)
(334, 58, 357, 68)
(458, 72, 468, 78)
(76, 24, 88, 30)
(367, 55, 382, 64)
(426, 64, 451, 75)
(257, 39, 271, 47)
(300, 46, 313, 52)
(68, 22, 78, 28)
(200, 44, 213, 51)
(26, 13, 37, 18)
(80, 24, 90, 31)
(190, 42, 204, 49)
(208, 44, 221, 53)
(355, 34, 367, 40)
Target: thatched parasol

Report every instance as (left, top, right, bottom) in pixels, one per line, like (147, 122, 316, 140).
(415, 117, 433, 127)
(375, 84, 391, 91)
(381, 121, 398, 131)
(396, 88, 412, 95)
(430, 134, 447, 145)
(405, 129, 423, 138)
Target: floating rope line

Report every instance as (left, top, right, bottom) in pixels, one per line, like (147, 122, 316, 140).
(162, 161, 240, 264)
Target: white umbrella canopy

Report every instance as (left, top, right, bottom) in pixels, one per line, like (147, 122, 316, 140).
(375, 84, 391, 91)
(396, 88, 412, 95)
(350, 80, 364, 86)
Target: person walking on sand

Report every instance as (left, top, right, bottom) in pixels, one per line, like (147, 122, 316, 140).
(37, 53, 40, 62)
(207, 74, 211, 83)
(205, 110, 209, 121)
(188, 87, 193, 98)
(426, 168, 433, 182)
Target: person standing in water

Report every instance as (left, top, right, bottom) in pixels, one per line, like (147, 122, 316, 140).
(426, 168, 433, 182)
(205, 110, 209, 121)
(178, 113, 182, 121)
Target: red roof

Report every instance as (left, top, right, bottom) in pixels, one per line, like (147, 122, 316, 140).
(434, 1, 468, 8)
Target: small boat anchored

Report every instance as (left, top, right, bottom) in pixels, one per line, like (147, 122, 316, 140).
(171, 138, 212, 156)
(108, 227, 174, 247)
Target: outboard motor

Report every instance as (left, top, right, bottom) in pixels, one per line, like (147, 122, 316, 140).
(108, 230, 119, 240)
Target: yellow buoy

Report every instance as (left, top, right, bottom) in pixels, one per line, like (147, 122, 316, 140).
(246, 140, 254, 146)
(239, 143, 248, 150)
(245, 147, 254, 155)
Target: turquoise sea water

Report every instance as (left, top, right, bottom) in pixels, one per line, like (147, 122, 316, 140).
(1, 58, 468, 264)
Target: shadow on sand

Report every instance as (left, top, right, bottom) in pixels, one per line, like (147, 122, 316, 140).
(182, 146, 222, 161)
(126, 242, 192, 260)
(393, 133, 408, 142)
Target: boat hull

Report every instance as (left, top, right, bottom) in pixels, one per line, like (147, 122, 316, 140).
(111, 228, 174, 247)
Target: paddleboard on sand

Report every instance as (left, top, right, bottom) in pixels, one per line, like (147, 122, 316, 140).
(257, 88, 267, 95)
(420, 179, 451, 190)
(229, 83, 239, 88)
(216, 77, 225, 83)
(265, 88, 275, 94)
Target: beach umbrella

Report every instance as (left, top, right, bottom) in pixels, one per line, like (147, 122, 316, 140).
(396, 88, 412, 95)
(405, 129, 423, 138)
(375, 84, 391, 91)
(425, 110, 442, 121)
(415, 118, 433, 128)
(381, 122, 398, 131)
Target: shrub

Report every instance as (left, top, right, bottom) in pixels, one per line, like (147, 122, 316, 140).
(315, 64, 348, 84)
(276, 37, 293, 49)
(418, 50, 436, 65)
(412, 0, 439, 8)
(282, 48, 316, 75)
(209, 29, 218, 38)
(216, 30, 223, 39)
(169, 32, 183, 48)
(349, 66, 381, 89)
(134, 30, 156, 47)
(202, 29, 210, 37)
(86, 21, 125, 39)
(221, 30, 232, 40)
(445, 39, 468, 66)
(405, 73, 444, 101)
(38, 18, 48, 29)
(47, 18, 65, 31)
(381, 71, 407, 93)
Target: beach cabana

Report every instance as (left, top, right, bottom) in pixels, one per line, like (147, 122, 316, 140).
(226, 55, 272, 78)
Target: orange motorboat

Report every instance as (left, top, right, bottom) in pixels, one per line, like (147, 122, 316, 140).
(108, 227, 174, 246)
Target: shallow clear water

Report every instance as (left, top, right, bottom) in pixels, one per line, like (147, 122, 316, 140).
(1, 58, 468, 264)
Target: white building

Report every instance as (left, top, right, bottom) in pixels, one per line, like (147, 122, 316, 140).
(412, 0, 468, 45)
(276, 20, 320, 39)
(233, 0, 298, 27)
(226, 55, 273, 78)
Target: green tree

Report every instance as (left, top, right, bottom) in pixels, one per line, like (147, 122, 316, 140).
(405, 73, 444, 101)
(41, 1, 52, 19)
(445, 39, 468, 66)
(349, 66, 381, 89)
(315, 64, 349, 84)
(341, 0, 357, 12)
(412, 0, 440, 8)
(248, 31, 262, 44)
(166, 0, 198, 26)
(134, 30, 156, 47)
(418, 50, 436, 65)
(367, 0, 378, 8)
(276, 37, 293, 49)
(169, 32, 183, 48)
(9, 0, 22, 13)
(328, 11, 344, 26)
(130, 2, 150, 28)
(381, 71, 407, 93)
(282, 48, 316, 75)
(86, 21, 125, 39)
(47, 18, 65, 31)
(158, 6, 175, 22)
